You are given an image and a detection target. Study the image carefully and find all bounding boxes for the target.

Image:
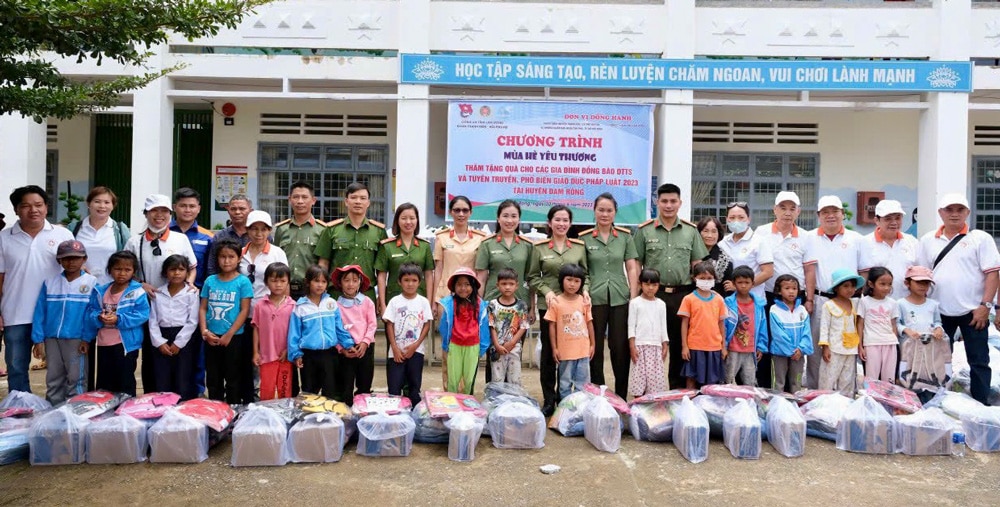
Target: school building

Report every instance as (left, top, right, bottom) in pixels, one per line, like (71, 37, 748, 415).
(2, 0, 1000, 238)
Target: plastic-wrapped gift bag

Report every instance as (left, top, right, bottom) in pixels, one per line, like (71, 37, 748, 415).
(0, 391, 51, 418)
(411, 401, 450, 444)
(66, 391, 130, 419)
(86, 415, 148, 464)
(693, 395, 739, 438)
(548, 391, 595, 437)
(723, 399, 761, 460)
(175, 398, 236, 432)
(924, 389, 984, 421)
(295, 394, 356, 441)
(484, 382, 533, 401)
(0, 428, 30, 465)
(766, 397, 806, 458)
(288, 413, 345, 463)
(894, 408, 954, 456)
(628, 400, 676, 442)
(28, 406, 90, 465)
(700, 384, 764, 400)
(801, 393, 853, 441)
(445, 412, 485, 462)
(352, 394, 412, 416)
(115, 393, 181, 420)
(672, 396, 709, 464)
(252, 397, 302, 426)
(231, 406, 290, 467)
(356, 413, 416, 457)
(584, 396, 621, 453)
(862, 379, 923, 415)
(148, 410, 208, 463)
(836, 395, 896, 454)
(793, 389, 836, 405)
(961, 406, 1000, 452)
(582, 383, 630, 415)
(488, 401, 546, 450)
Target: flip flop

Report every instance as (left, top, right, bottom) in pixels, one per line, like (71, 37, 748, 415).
(30, 361, 46, 371)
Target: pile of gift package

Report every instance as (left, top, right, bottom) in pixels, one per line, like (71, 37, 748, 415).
(0, 377, 998, 466)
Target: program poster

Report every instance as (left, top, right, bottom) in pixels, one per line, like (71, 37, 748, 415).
(446, 101, 653, 225)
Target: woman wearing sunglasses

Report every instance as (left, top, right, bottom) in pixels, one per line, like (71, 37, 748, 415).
(718, 201, 774, 299)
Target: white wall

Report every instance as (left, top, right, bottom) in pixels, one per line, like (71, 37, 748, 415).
(49, 116, 92, 223)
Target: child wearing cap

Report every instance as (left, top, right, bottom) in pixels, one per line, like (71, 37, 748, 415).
(817, 268, 864, 397)
(437, 267, 490, 394)
(897, 265, 949, 397)
(331, 264, 378, 404)
(31, 240, 98, 405)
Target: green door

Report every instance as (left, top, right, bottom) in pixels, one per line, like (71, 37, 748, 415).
(93, 114, 133, 224)
(173, 110, 214, 227)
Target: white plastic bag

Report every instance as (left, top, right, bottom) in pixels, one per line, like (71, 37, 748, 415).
(836, 395, 895, 454)
(549, 391, 595, 437)
(85, 415, 148, 464)
(723, 399, 761, 460)
(231, 406, 290, 467)
(801, 393, 853, 441)
(148, 410, 208, 463)
(488, 401, 546, 450)
(288, 413, 345, 463)
(28, 406, 90, 465)
(766, 397, 806, 458)
(672, 396, 709, 464)
(894, 408, 954, 456)
(961, 406, 1000, 452)
(693, 395, 739, 438)
(356, 413, 416, 457)
(445, 412, 485, 462)
(628, 400, 676, 442)
(0, 390, 51, 417)
(583, 396, 621, 453)
(924, 389, 984, 421)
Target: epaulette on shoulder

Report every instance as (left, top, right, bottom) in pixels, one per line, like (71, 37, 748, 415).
(568, 238, 585, 246)
(638, 219, 656, 228)
(614, 225, 632, 235)
(517, 235, 531, 243)
(680, 219, 696, 227)
(470, 229, 488, 236)
(197, 226, 215, 237)
(533, 238, 550, 246)
(274, 218, 292, 227)
(482, 233, 497, 241)
(379, 237, 395, 245)
(435, 227, 453, 236)
(316, 219, 329, 227)
(327, 218, 345, 227)
(577, 227, 595, 236)
(368, 219, 386, 228)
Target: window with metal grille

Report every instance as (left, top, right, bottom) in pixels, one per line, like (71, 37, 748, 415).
(973, 157, 1000, 244)
(257, 143, 391, 223)
(46, 149, 58, 220)
(691, 152, 819, 230)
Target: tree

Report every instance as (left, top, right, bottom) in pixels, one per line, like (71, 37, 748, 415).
(0, 0, 271, 121)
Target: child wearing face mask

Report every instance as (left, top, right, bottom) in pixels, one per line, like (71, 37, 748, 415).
(678, 261, 728, 389)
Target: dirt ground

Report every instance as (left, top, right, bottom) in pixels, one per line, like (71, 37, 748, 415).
(1, 351, 998, 506)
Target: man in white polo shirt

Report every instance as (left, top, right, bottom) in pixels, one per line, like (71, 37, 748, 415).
(754, 190, 811, 389)
(803, 195, 865, 389)
(860, 200, 920, 299)
(920, 193, 999, 405)
(0, 185, 75, 393)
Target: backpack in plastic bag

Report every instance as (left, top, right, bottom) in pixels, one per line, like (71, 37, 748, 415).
(86, 415, 148, 464)
(836, 395, 895, 454)
(548, 391, 595, 437)
(28, 406, 90, 465)
(723, 399, 761, 460)
(801, 393, 853, 441)
(288, 413, 345, 463)
(583, 395, 621, 453)
(412, 401, 449, 444)
(445, 412, 485, 462)
(766, 396, 806, 458)
(961, 406, 1000, 452)
(672, 396, 709, 464)
(148, 410, 208, 463)
(231, 406, 290, 467)
(894, 408, 955, 456)
(488, 401, 545, 450)
(693, 395, 739, 438)
(356, 413, 416, 457)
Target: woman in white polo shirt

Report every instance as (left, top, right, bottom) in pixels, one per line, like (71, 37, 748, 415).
(240, 210, 288, 307)
(71, 186, 130, 285)
(719, 201, 774, 299)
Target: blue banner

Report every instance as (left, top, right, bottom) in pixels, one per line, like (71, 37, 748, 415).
(401, 54, 973, 93)
(447, 101, 653, 225)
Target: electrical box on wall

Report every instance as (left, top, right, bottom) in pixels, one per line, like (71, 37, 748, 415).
(856, 191, 885, 226)
(434, 182, 447, 216)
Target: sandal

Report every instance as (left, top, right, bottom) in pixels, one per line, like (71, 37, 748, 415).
(30, 361, 46, 371)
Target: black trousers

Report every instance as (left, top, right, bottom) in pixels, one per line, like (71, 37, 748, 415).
(301, 348, 339, 398)
(150, 327, 199, 401)
(205, 330, 246, 404)
(539, 317, 558, 407)
(96, 343, 139, 397)
(942, 312, 993, 405)
(656, 287, 691, 390)
(140, 324, 155, 394)
(240, 323, 255, 404)
(336, 344, 375, 404)
(591, 303, 630, 399)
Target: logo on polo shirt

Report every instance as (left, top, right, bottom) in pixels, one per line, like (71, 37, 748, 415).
(324, 300, 336, 311)
(79, 285, 90, 293)
(841, 243, 848, 249)
(48, 240, 55, 247)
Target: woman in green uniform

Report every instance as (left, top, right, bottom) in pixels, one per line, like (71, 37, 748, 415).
(475, 199, 535, 383)
(579, 193, 639, 400)
(528, 204, 589, 415)
(375, 203, 435, 314)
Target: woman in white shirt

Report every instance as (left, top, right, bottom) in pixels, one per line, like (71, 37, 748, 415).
(72, 186, 130, 284)
(240, 210, 288, 307)
(719, 201, 774, 299)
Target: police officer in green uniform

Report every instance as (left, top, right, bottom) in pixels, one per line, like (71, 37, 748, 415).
(528, 205, 589, 416)
(579, 193, 639, 399)
(374, 203, 435, 312)
(634, 183, 709, 389)
(314, 182, 387, 301)
(274, 181, 326, 300)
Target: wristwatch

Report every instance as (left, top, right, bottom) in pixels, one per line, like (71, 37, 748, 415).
(980, 301, 996, 309)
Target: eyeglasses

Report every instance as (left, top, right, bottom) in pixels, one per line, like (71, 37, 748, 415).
(150, 238, 162, 256)
(247, 264, 256, 283)
(727, 201, 748, 210)
(451, 208, 471, 214)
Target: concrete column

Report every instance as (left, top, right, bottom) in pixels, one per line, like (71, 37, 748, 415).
(129, 47, 174, 229)
(915, 0, 972, 235)
(654, 0, 695, 219)
(0, 115, 47, 220)
(393, 0, 432, 222)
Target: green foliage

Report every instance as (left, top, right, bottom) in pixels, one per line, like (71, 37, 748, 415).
(57, 186, 84, 226)
(0, 0, 271, 121)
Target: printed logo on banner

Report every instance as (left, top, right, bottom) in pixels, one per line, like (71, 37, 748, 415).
(412, 58, 444, 81)
(479, 106, 491, 117)
(459, 103, 474, 118)
(927, 66, 960, 89)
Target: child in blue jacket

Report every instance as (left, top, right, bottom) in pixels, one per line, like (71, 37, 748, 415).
(723, 266, 769, 386)
(32, 240, 98, 404)
(87, 251, 150, 397)
(437, 267, 490, 395)
(288, 265, 354, 399)
(768, 274, 812, 393)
